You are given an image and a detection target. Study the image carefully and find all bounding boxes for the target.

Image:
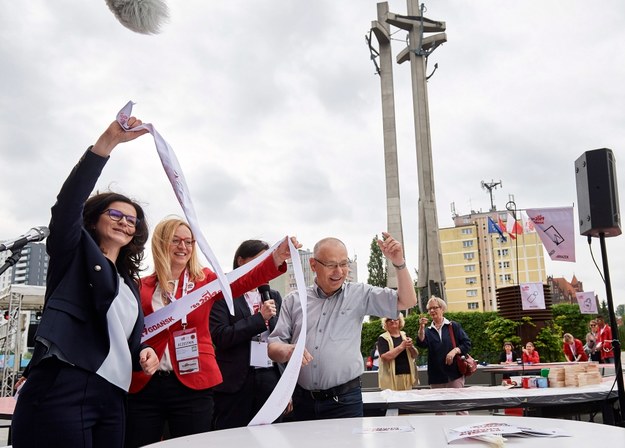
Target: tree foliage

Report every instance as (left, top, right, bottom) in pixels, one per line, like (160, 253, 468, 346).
(367, 236, 386, 287)
(551, 303, 592, 341)
(483, 316, 523, 356)
(534, 321, 565, 362)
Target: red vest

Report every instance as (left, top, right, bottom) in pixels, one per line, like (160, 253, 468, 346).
(129, 257, 285, 393)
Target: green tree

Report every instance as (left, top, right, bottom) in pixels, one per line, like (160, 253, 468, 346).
(599, 300, 609, 318)
(616, 304, 625, 318)
(483, 316, 522, 361)
(367, 236, 386, 287)
(534, 321, 565, 362)
(551, 303, 591, 340)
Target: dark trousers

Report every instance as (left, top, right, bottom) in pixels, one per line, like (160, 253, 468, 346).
(12, 358, 126, 448)
(213, 367, 280, 429)
(125, 373, 213, 448)
(292, 385, 363, 421)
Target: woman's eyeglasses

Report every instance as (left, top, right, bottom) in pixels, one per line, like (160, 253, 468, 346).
(102, 208, 138, 227)
(171, 237, 195, 248)
(427, 305, 441, 311)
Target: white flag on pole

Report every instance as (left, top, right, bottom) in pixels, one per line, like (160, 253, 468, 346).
(521, 211, 536, 233)
(525, 207, 575, 262)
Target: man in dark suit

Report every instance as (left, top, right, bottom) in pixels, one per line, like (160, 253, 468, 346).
(209, 240, 285, 429)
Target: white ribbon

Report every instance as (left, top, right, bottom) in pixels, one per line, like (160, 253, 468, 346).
(116, 102, 308, 423)
(248, 238, 308, 426)
(116, 101, 233, 311)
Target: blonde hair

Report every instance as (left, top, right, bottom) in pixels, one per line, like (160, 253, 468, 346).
(151, 217, 205, 294)
(563, 333, 574, 343)
(381, 314, 405, 331)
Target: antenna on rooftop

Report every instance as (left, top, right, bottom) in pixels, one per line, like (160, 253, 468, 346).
(481, 180, 502, 212)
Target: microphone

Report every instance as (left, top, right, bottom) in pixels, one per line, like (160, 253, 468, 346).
(105, 0, 169, 35)
(257, 284, 272, 330)
(0, 227, 50, 252)
(258, 284, 272, 303)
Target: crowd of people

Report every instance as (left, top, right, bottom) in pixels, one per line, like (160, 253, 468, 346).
(8, 116, 620, 447)
(9, 117, 419, 446)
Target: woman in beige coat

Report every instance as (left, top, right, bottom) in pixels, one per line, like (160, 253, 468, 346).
(377, 314, 418, 390)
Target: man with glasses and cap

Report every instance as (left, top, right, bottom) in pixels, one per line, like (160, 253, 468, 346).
(268, 232, 417, 421)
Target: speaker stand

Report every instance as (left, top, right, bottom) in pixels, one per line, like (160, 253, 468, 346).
(599, 232, 625, 425)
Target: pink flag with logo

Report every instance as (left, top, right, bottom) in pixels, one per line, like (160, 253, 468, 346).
(576, 291, 598, 314)
(520, 282, 546, 310)
(525, 207, 575, 262)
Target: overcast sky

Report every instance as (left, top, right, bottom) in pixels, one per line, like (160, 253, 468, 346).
(1, 1, 624, 309)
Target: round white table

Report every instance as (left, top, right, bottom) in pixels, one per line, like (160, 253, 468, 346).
(144, 414, 625, 447)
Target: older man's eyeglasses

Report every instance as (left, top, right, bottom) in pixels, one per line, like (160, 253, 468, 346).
(102, 209, 139, 227)
(313, 258, 351, 270)
(427, 305, 441, 311)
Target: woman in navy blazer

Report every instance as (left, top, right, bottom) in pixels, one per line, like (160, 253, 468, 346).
(11, 117, 159, 447)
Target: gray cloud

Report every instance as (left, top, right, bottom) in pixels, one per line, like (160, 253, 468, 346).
(1, 0, 624, 307)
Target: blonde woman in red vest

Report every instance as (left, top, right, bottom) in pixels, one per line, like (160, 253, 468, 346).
(563, 333, 588, 362)
(125, 217, 296, 447)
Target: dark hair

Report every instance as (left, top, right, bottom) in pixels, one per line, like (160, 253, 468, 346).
(232, 239, 269, 269)
(83, 192, 148, 279)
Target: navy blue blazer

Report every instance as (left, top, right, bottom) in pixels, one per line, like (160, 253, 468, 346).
(30, 150, 145, 375)
(416, 320, 472, 384)
(210, 289, 282, 393)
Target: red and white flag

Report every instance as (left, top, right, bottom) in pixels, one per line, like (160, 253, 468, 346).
(505, 213, 523, 239)
(525, 206, 575, 262)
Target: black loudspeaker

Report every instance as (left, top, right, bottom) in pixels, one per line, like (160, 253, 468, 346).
(575, 148, 621, 237)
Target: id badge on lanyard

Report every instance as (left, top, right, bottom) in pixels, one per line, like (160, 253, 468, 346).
(168, 270, 200, 374)
(250, 338, 273, 368)
(174, 327, 200, 374)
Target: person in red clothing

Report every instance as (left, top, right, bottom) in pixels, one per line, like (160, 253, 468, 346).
(562, 333, 588, 362)
(522, 342, 540, 364)
(595, 316, 615, 364)
(125, 217, 298, 447)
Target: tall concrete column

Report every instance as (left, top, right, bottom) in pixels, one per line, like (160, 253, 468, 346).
(371, 2, 404, 289)
(387, 0, 447, 309)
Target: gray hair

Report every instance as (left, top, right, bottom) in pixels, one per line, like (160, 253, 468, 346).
(426, 296, 447, 312)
